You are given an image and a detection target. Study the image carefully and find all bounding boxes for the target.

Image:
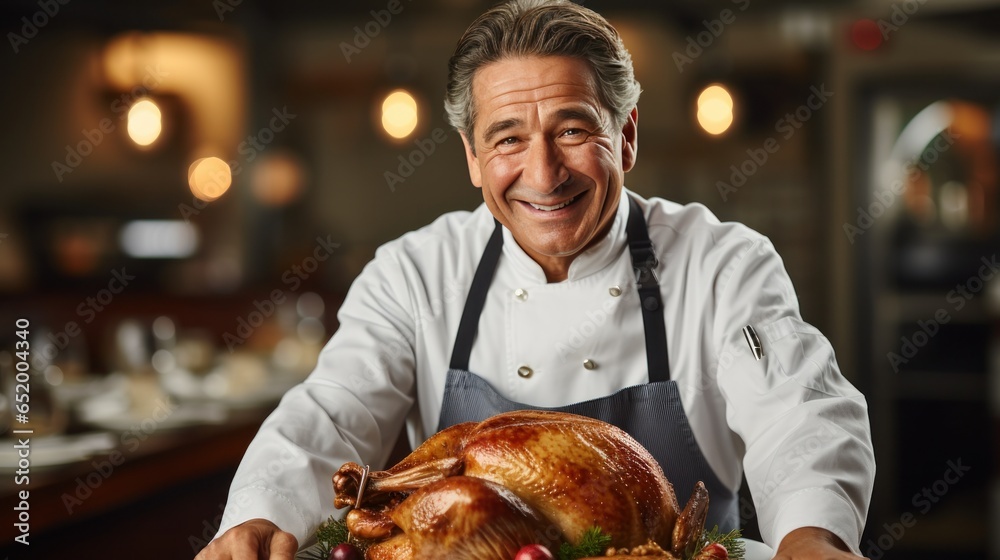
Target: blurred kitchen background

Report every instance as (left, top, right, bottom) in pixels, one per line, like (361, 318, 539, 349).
(0, 0, 998, 557)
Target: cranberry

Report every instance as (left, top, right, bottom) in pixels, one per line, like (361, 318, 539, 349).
(514, 544, 555, 560)
(698, 543, 729, 559)
(329, 543, 362, 560)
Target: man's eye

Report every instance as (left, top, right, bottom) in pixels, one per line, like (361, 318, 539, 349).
(498, 137, 518, 146)
(561, 128, 589, 142)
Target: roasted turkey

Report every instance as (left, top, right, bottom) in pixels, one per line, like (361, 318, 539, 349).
(333, 410, 709, 560)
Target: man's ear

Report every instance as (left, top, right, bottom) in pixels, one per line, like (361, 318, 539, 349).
(460, 132, 483, 188)
(621, 107, 638, 173)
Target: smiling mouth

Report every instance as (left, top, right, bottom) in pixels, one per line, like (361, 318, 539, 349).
(528, 195, 578, 212)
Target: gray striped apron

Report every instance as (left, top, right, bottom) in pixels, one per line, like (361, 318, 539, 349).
(437, 196, 739, 532)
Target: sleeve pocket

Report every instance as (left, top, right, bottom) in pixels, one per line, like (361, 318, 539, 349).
(759, 316, 842, 396)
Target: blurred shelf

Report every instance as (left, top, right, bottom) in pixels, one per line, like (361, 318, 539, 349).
(884, 499, 989, 553)
(876, 292, 998, 324)
(894, 371, 989, 402)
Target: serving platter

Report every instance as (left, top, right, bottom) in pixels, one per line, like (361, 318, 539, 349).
(296, 537, 773, 560)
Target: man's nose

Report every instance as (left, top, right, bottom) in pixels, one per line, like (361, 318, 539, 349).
(522, 140, 569, 193)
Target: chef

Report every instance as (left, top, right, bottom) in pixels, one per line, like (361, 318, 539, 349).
(198, 1, 875, 559)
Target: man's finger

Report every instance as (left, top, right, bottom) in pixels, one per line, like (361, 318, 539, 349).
(268, 530, 299, 560)
(229, 536, 263, 560)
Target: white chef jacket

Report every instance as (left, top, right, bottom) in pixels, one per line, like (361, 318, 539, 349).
(215, 189, 875, 553)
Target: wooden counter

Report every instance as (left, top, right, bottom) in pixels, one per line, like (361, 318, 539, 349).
(1, 407, 271, 558)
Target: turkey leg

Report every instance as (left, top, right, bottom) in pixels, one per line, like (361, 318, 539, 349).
(671, 481, 710, 558)
(333, 422, 475, 508)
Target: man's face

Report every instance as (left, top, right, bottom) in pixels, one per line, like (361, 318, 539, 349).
(461, 56, 638, 279)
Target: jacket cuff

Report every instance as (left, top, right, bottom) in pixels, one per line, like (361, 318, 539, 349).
(214, 485, 314, 547)
(766, 487, 863, 555)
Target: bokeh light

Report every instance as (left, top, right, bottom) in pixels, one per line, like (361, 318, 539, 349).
(127, 99, 162, 146)
(381, 89, 419, 139)
(251, 151, 306, 207)
(188, 157, 232, 202)
(696, 84, 735, 136)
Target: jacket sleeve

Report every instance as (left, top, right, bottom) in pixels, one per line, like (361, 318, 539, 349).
(214, 246, 418, 546)
(712, 235, 875, 554)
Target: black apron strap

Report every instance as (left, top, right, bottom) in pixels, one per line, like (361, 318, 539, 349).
(449, 220, 504, 370)
(626, 196, 671, 382)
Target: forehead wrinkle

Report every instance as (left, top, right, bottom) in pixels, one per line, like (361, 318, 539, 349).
(470, 55, 602, 136)
(486, 80, 592, 107)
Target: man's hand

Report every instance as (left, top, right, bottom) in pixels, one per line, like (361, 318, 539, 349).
(194, 518, 298, 560)
(773, 527, 867, 560)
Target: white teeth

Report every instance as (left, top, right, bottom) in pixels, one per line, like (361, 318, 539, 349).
(529, 196, 576, 211)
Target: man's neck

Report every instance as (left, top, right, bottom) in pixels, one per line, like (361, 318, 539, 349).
(519, 219, 617, 284)
(536, 256, 572, 283)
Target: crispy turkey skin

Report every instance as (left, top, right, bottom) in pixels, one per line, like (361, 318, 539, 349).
(333, 410, 708, 559)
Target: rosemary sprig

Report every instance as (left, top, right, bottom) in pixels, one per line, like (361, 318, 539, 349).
(309, 515, 367, 559)
(695, 526, 745, 560)
(558, 526, 613, 560)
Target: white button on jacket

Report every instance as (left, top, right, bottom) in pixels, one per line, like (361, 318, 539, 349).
(215, 189, 875, 553)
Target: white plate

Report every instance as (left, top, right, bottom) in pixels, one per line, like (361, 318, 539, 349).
(0, 432, 117, 469)
(74, 375, 229, 432)
(161, 367, 298, 409)
(78, 402, 228, 432)
(740, 538, 775, 560)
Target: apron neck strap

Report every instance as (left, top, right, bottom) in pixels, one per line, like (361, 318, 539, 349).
(449, 219, 504, 370)
(626, 195, 670, 382)
(449, 196, 670, 383)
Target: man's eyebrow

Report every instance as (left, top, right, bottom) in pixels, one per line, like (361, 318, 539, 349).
(481, 118, 522, 145)
(480, 108, 604, 145)
(555, 107, 602, 127)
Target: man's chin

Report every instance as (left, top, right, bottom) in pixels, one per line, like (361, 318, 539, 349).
(527, 239, 589, 259)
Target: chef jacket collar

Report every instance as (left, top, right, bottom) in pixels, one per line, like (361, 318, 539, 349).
(500, 187, 632, 283)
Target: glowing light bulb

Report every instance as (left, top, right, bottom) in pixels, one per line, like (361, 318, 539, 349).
(381, 90, 419, 139)
(188, 157, 232, 202)
(251, 151, 305, 207)
(127, 99, 162, 146)
(696, 84, 735, 136)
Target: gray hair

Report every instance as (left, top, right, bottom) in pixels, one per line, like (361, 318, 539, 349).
(444, 0, 641, 142)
